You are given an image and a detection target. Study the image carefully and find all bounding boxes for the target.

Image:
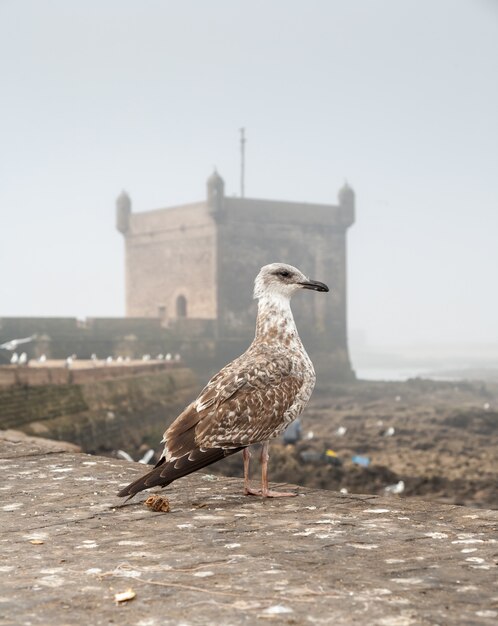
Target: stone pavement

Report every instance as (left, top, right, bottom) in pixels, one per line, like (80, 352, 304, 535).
(0, 430, 497, 625)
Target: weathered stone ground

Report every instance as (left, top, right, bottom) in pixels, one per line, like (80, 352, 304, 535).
(1, 431, 497, 625)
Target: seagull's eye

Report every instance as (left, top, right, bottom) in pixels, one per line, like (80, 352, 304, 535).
(276, 270, 291, 278)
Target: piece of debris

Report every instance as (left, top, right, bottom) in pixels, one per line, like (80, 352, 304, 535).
(336, 426, 347, 437)
(324, 449, 342, 466)
(384, 480, 405, 494)
(383, 426, 395, 437)
(114, 589, 136, 604)
(144, 494, 170, 513)
(340, 487, 349, 494)
(29, 539, 44, 545)
(299, 450, 324, 464)
(351, 455, 370, 467)
(283, 418, 302, 445)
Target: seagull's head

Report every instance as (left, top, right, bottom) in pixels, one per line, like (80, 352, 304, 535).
(253, 263, 329, 300)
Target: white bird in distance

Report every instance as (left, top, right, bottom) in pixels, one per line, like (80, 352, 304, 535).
(0, 336, 34, 351)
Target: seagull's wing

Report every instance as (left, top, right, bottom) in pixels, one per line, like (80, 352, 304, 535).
(194, 353, 303, 448)
(16, 336, 34, 345)
(0, 336, 33, 350)
(117, 348, 303, 498)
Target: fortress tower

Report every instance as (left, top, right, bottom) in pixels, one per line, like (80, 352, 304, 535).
(116, 172, 356, 383)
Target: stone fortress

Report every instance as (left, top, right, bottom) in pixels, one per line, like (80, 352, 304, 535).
(117, 171, 356, 383)
(0, 172, 355, 384)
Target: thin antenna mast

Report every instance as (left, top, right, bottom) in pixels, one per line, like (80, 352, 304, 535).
(240, 127, 246, 197)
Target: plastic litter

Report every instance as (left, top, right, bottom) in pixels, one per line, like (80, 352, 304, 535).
(299, 450, 324, 464)
(351, 455, 370, 467)
(283, 419, 302, 445)
(325, 449, 342, 466)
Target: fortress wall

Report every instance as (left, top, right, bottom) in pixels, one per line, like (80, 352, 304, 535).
(215, 200, 355, 382)
(0, 366, 198, 454)
(125, 204, 218, 319)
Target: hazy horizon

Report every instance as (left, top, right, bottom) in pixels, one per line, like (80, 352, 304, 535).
(1, 0, 497, 349)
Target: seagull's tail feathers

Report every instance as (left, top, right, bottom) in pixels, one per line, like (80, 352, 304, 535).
(117, 446, 244, 500)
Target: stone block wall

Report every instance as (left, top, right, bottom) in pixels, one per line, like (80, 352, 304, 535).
(125, 203, 218, 319)
(0, 366, 198, 454)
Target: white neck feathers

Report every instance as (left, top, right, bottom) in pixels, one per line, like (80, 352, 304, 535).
(254, 293, 298, 344)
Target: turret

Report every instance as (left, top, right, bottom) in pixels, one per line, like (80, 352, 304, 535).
(338, 182, 355, 227)
(116, 190, 132, 234)
(206, 169, 224, 213)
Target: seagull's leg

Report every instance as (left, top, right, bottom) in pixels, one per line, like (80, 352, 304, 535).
(260, 441, 297, 498)
(243, 448, 261, 496)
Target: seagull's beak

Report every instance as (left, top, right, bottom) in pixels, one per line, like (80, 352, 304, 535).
(298, 279, 329, 293)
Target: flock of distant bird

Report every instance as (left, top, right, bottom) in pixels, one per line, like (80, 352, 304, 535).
(0, 335, 181, 368)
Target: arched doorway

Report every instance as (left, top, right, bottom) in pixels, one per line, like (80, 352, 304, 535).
(176, 295, 187, 318)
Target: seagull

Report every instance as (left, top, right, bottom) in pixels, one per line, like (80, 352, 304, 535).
(118, 263, 328, 501)
(10, 352, 19, 365)
(0, 336, 34, 351)
(117, 449, 155, 464)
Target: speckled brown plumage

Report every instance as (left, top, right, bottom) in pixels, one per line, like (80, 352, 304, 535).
(117, 262, 329, 499)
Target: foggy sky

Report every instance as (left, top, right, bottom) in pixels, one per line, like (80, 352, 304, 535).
(1, 0, 497, 349)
